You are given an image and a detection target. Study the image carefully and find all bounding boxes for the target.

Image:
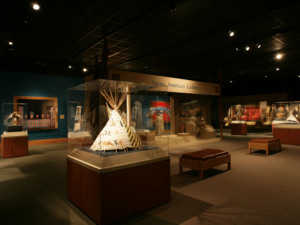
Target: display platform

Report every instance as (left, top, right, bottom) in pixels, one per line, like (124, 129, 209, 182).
(273, 124, 300, 145)
(231, 121, 247, 135)
(1, 131, 28, 158)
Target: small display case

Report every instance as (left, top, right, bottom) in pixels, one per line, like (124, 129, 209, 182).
(1, 103, 28, 158)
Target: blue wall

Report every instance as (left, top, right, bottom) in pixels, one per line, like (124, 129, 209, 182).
(0, 71, 84, 140)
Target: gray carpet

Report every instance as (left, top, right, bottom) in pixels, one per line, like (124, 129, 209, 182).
(1, 140, 300, 225)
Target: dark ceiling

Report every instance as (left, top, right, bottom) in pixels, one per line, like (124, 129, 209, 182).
(2, 0, 300, 97)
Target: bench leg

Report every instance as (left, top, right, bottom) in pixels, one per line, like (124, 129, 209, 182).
(179, 157, 182, 174)
(199, 161, 203, 180)
(228, 154, 231, 170)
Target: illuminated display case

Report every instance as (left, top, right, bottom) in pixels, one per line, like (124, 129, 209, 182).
(2, 103, 28, 133)
(272, 101, 300, 124)
(67, 79, 170, 224)
(1, 103, 28, 158)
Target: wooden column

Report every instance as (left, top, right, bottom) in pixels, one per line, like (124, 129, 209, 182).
(218, 66, 223, 141)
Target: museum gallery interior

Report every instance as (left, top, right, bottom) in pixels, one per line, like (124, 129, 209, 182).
(2, 1, 300, 224)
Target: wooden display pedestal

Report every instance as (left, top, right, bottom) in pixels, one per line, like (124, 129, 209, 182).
(231, 123, 247, 135)
(67, 158, 170, 225)
(1, 135, 28, 158)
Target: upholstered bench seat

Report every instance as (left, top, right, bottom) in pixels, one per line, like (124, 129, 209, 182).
(249, 138, 281, 156)
(179, 149, 231, 180)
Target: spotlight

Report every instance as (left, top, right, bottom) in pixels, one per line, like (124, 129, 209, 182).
(168, 2, 176, 12)
(276, 67, 280, 71)
(265, 75, 267, 78)
(253, 41, 261, 48)
(235, 46, 240, 51)
(230, 80, 232, 83)
(24, 15, 29, 23)
(298, 75, 300, 78)
(68, 65, 72, 69)
(276, 54, 282, 59)
(244, 45, 250, 51)
(228, 30, 234, 37)
(33, 3, 40, 10)
(8, 41, 13, 45)
(83, 68, 88, 72)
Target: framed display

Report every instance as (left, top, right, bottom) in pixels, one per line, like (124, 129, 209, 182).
(14, 96, 58, 130)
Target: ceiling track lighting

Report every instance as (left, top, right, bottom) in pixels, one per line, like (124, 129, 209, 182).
(168, 2, 176, 12)
(83, 68, 88, 72)
(24, 15, 29, 23)
(244, 45, 250, 51)
(68, 65, 72, 69)
(276, 67, 280, 71)
(235, 46, 240, 51)
(276, 54, 282, 59)
(228, 30, 235, 37)
(253, 41, 261, 48)
(32, 2, 40, 10)
(8, 41, 14, 45)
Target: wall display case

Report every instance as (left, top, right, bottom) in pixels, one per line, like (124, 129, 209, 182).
(1, 103, 28, 158)
(67, 79, 170, 224)
(231, 121, 247, 135)
(14, 96, 58, 130)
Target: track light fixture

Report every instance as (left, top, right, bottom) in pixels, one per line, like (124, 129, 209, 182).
(244, 45, 250, 51)
(265, 75, 267, 78)
(228, 30, 234, 37)
(8, 41, 13, 45)
(276, 67, 280, 71)
(210, 34, 215, 42)
(68, 65, 72, 69)
(235, 46, 240, 51)
(276, 54, 282, 59)
(32, 3, 40, 10)
(168, 2, 176, 12)
(253, 41, 261, 48)
(24, 15, 29, 23)
(230, 80, 232, 83)
(83, 68, 88, 72)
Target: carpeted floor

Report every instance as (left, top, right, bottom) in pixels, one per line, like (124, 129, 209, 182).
(1, 140, 300, 225)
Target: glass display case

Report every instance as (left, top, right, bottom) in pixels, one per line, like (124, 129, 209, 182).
(67, 79, 170, 172)
(2, 103, 28, 133)
(272, 101, 300, 124)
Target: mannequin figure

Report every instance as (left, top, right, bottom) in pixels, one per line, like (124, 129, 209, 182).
(147, 106, 171, 135)
(131, 101, 143, 129)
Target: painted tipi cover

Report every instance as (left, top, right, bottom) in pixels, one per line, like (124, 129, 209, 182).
(90, 82, 143, 152)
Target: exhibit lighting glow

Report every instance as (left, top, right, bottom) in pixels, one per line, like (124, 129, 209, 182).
(230, 80, 232, 83)
(276, 67, 279, 71)
(33, 3, 40, 10)
(8, 41, 13, 45)
(254, 41, 261, 48)
(236, 46, 239, 51)
(68, 65, 72, 69)
(276, 54, 282, 59)
(228, 30, 234, 37)
(265, 75, 267, 78)
(298, 75, 300, 78)
(244, 45, 250, 51)
(83, 68, 88, 72)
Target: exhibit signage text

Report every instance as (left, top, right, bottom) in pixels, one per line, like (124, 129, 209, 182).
(151, 80, 198, 90)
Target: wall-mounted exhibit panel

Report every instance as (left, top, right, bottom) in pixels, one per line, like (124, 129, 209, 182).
(14, 96, 58, 130)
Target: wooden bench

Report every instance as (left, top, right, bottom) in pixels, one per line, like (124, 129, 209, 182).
(249, 138, 281, 156)
(179, 149, 231, 180)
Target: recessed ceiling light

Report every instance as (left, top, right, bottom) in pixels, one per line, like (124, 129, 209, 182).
(276, 54, 282, 59)
(253, 41, 261, 48)
(230, 80, 232, 83)
(83, 68, 88, 72)
(68, 65, 72, 69)
(235, 46, 240, 51)
(276, 67, 280, 71)
(33, 3, 40, 10)
(228, 30, 234, 37)
(8, 41, 13, 45)
(244, 45, 250, 51)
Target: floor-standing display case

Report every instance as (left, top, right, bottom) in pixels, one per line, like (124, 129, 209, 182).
(272, 101, 300, 144)
(67, 79, 170, 224)
(1, 103, 28, 158)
